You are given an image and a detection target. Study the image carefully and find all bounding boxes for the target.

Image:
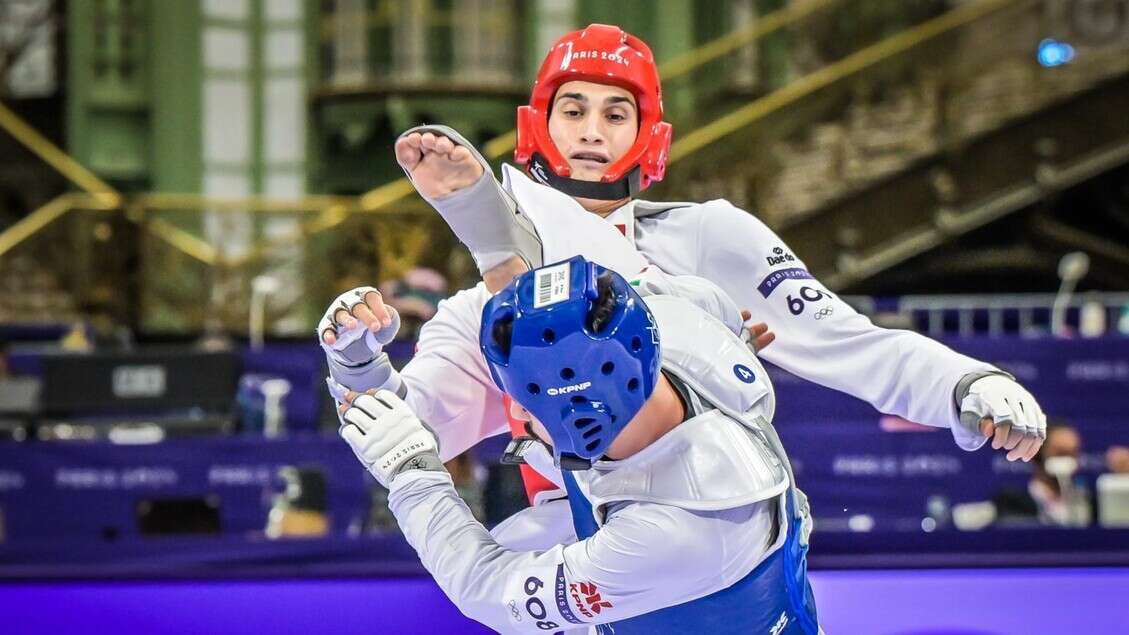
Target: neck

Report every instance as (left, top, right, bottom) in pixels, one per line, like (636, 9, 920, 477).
(575, 195, 631, 217)
(604, 372, 686, 460)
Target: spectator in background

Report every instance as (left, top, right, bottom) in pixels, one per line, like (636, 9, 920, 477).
(1000, 422, 1092, 527)
(196, 314, 235, 352)
(379, 267, 448, 343)
(1096, 445, 1129, 528)
(1029, 423, 1091, 526)
(59, 322, 94, 352)
(1106, 446, 1129, 475)
(61, 295, 133, 351)
(265, 466, 329, 539)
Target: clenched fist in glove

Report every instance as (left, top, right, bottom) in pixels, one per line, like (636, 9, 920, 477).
(318, 287, 404, 396)
(958, 373, 1047, 462)
(339, 389, 443, 488)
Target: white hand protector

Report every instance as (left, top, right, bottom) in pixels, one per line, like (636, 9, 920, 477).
(317, 287, 401, 367)
(340, 390, 440, 487)
(630, 266, 744, 334)
(959, 375, 1047, 461)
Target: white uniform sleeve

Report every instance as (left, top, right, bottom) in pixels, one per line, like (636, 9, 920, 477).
(399, 283, 509, 461)
(388, 470, 774, 634)
(489, 497, 576, 552)
(690, 201, 996, 445)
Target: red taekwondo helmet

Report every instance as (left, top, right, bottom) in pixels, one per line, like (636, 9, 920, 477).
(515, 24, 673, 201)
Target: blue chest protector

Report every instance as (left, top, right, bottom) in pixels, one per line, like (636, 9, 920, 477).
(561, 472, 819, 635)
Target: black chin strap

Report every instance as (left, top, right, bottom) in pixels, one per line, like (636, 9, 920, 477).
(527, 153, 641, 201)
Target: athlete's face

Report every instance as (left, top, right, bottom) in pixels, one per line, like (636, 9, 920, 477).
(509, 401, 552, 443)
(548, 81, 639, 182)
(1044, 427, 1081, 462)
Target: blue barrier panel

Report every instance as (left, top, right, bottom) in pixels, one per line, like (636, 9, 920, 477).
(1, 335, 1126, 576)
(0, 435, 370, 543)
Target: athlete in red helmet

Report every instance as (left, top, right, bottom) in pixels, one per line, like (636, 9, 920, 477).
(319, 25, 1046, 630)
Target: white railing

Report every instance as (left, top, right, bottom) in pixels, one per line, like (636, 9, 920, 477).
(850, 292, 1129, 338)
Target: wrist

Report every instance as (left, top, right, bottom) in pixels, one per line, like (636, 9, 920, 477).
(429, 170, 535, 272)
(953, 369, 1015, 411)
(392, 450, 445, 480)
(375, 428, 440, 485)
(329, 353, 376, 370)
(385, 466, 454, 502)
(328, 352, 401, 394)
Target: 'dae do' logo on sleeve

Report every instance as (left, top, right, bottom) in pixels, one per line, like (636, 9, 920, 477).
(765, 246, 796, 267)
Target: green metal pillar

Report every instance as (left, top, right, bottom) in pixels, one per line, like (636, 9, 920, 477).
(650, 0, 695, 118)
(67, 0, 152, 186)
(149, 0, 203, 193)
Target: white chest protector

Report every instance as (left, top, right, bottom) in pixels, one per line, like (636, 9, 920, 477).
(572, 296, 795, 523)
(501, 164, 648, 276)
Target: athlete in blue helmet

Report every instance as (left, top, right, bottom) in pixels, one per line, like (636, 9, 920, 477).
(338, 255, 820, 634)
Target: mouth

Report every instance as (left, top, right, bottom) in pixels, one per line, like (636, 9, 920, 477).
(570, 152, 610, 165)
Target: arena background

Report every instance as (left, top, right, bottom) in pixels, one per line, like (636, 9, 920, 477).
(1, 1, 1128, 633)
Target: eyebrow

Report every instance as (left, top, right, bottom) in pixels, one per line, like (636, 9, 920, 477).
(556, 92, 636, 108)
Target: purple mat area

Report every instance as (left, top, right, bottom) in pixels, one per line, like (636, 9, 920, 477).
(809, 567, 1129, 634)
(0, 577, 494, 635)
(1, 568, 1125, 634)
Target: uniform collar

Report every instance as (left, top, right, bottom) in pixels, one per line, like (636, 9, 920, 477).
(602, 200, 637, 247)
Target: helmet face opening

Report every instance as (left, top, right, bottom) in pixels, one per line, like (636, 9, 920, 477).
(480, 256, 661, 467)
(515, 24, 673, 199)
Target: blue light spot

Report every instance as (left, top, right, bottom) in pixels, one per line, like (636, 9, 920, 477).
(1037, 39, 1075, 68)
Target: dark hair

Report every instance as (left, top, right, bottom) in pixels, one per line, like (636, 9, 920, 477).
(587, 273, 618, 333)
(1033, 421, 1077, 471)
(491, 314, 514, 356)
(489, 273, 619, 355)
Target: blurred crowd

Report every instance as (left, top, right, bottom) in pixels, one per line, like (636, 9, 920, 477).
(985, 422, 1129, 528)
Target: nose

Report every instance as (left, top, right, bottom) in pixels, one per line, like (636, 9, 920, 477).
(579, 112, 604, 145)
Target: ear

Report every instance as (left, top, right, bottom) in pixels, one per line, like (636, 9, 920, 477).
(482, 305, 516, 365)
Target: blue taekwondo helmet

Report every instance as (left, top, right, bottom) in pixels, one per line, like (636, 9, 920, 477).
(480, 256, 661, 469)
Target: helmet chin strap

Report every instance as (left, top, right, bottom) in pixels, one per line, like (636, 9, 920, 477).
(528, 153, 641, 201)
